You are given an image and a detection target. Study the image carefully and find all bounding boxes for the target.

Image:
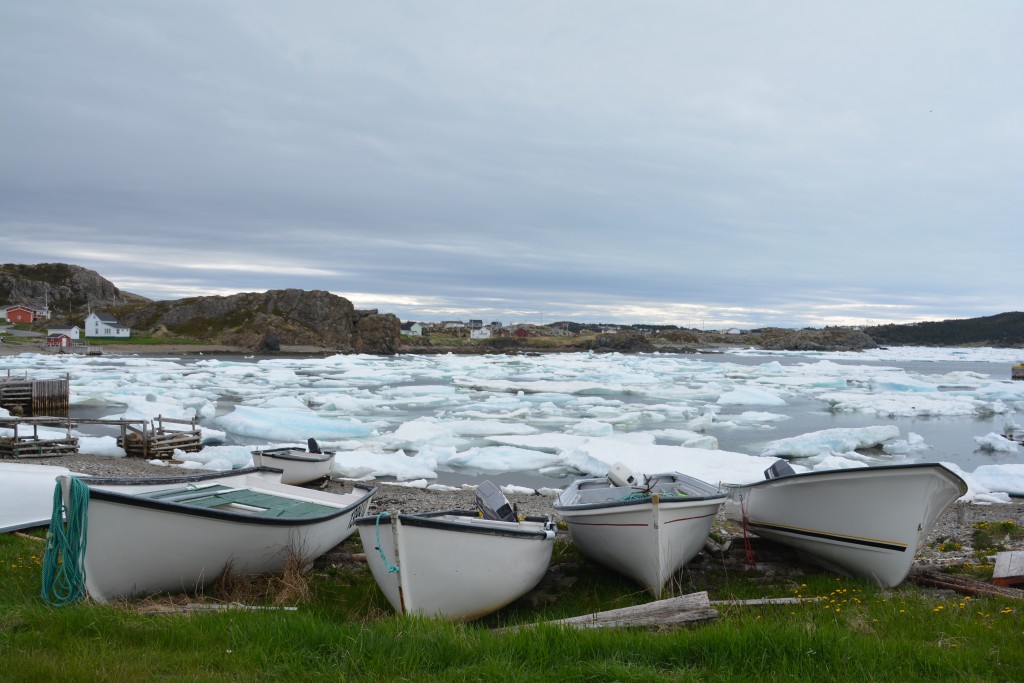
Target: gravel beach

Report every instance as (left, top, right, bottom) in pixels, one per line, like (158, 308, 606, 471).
(44, 454, 1024, 572)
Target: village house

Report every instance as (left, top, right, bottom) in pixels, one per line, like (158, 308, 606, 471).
(400, 321, 424, 336)
(3, 304, 50, 323)
(47, 325, 81, 340)
(84, 312, 131, 339)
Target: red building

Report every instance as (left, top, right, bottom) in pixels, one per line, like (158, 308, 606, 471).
(5, 305, 38, 323)
(46, 333, 72, 348)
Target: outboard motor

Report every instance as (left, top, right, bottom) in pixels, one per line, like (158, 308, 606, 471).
(608, 462, 639, 488)
(476, 480, 516, 522)
(764, 459, 796, 480)
(307, 437, 321, 454)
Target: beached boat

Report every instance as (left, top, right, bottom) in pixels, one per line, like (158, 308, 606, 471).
(723, 461, 968, 587)
(0, 462, 281, 533)
(47, 472, 376, 603)
(251, 439, 334, 485)
(553, 465, 727, 597)
(354, 482, 556, 621)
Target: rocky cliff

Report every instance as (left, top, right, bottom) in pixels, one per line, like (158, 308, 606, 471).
(0, 262, 146, 312)
(117, 288, 401, 354)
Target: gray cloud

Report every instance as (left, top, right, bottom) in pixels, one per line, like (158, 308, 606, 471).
(2, 1, 1020, 328)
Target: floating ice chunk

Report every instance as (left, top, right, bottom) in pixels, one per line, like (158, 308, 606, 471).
(333, 448, 439, 481)
(974, 432, 1020, 453)
(214, 405, 373, 441)
(820, 391, 998, 417)
(883, 432, 931, 455)
(569, 419, 614, 437)
(869, 373, 938, 393)
(443, 419, 539, 437)
(376, 418, 459, 450)
(762, 426, 901, 459)
(717, 387, 786, 406)
(536, 487, 563, 497)
(971, 464, 1024, 496)
(439, 446, 559, 475)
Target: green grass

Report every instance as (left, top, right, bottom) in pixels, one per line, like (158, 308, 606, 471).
(2, 531, 1022, 682)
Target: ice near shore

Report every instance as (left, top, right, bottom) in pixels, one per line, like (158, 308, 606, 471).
(2, 345, 1023, 501)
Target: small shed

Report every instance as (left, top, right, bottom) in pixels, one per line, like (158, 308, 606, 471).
(46, 333, 72, 348)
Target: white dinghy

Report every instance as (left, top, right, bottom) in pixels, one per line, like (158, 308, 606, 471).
(723, 461, 968, 587)
(45, 472, 376, 603)
(251, 438, 334, 485)
(354, 481, 556, 621)
(1, 462, 280, 533)
(554, 463, 727, 597)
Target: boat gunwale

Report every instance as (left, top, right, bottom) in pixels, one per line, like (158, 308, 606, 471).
(554, 491, 726, 513)
(86, 481, 377, 526)
(355, 509, 555, 540)
(554, 473, 727, 513)
(77, 465, 283, 487)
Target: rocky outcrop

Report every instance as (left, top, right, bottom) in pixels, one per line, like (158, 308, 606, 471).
(117, 288, 401, 354)
(0, 262, 146, 311)
(588, 329, 656, 352)
(751, 327, 878, 352)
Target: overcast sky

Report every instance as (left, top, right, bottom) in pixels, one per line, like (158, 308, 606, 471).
(1, 2, 1020, 328)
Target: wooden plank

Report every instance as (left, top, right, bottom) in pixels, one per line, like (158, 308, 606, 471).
(908, 566, 1024, 599)
(993, 551, 1024, 587)
(504, 591, 718, 631)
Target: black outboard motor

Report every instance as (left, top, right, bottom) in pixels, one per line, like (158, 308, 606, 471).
(307, 437, 321, 454)
(764, 459, 796, 480)
(476, 480, 517, 522)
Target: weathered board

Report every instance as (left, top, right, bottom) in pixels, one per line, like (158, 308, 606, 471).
(993, 551, 1024, 587)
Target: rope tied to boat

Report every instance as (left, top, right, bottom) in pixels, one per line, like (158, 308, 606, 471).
(739, 495, 758, 570)
(374, 511, 399, 573)
(40, 477, 89, 607)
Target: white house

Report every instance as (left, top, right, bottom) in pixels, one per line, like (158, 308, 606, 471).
(470, 326, 492, 340)
(401, 322, 424, 336)
(47, 325, 81, 340)
(85, 312, 131, 339)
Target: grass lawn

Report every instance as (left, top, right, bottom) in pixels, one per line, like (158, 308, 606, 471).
(2, 528, 1022, 682)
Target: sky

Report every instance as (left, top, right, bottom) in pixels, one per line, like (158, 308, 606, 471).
(1, 2, 1021, 329)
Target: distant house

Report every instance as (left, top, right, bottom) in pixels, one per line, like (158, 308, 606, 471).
(5, 304, 48, 323)
(46, 333, 73, 348)
(84, 312, 131, 339)
(470, 326, 491, 340)
(47, 325, 81, 340)
(401, 322, 424, 337)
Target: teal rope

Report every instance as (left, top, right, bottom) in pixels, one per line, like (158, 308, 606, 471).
(40, 478, 90, 606)
(374, 512, 399, 573)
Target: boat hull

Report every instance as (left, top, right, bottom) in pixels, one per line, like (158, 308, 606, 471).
(724, 463, 967, 587)
(251, 448, 334, 485)
(355, 511, 555, 621)
(555, 473, 726, 597)
(62, 474, 375, 602)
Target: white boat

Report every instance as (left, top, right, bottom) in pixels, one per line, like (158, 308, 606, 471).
(251, 439, 334, 485)
(554, 464, 727, 597)
(354, 482, 556, 621)
(47, 472, 376, 603)
(723, 461, 968, 587)
(0, 462, 279, 533)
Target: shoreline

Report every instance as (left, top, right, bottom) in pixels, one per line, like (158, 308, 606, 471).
(25, 454, 1024, 569)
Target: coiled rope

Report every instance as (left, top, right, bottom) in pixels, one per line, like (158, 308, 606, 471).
(40, 477, 90, 606)
(374, 512, 399, 573)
